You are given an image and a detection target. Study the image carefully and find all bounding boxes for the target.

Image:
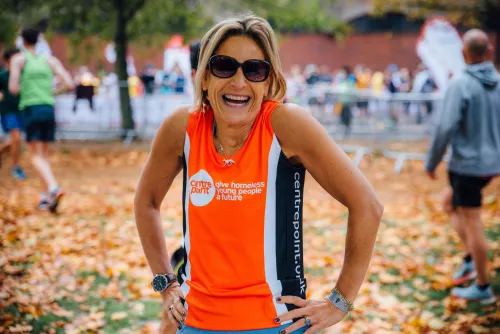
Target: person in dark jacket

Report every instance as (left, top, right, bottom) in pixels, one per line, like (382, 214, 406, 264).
(425, 29, 499, 304)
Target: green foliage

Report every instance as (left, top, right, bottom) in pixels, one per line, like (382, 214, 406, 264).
(48, 0, 115, 40)
(372, 0, 500, 29)
(0, 0, 49, 45)
(128, 0, 213, 41)
(2, 0, 348, 47)
(201, 0, 348, 37)
(253, 0, 348, 36)
(0, 12, 18, 46)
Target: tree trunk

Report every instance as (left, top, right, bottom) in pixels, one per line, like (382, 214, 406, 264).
(115, 0, 135, 131)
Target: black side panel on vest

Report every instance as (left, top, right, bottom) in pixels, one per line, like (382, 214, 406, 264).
(178, 153, 188, 286)
(275, 151, 306, 311)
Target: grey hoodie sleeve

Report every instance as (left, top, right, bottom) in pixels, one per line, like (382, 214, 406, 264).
(425, 81, 464, 172)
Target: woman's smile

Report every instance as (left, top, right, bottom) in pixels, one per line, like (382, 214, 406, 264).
(221, 93, 251, 108)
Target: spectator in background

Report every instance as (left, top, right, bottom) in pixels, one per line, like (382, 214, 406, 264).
(162, 64, 186, 94)
(73, 66, 95, 113)
(370, 71, 385, 95)
(399, 68, 411, 93)
(305, 64, 320, 85)
(0, 48, 27, 180)
(355, 65, 370, 117)
(189, 41, 201, 80)
(338, 65, 356, 135)
(412, 63, 430, 93)
(318, 65, 333, 84)
(318, 66, 334, 112)
(421, 74, 437, 116)
(399, 68, 412, 114)
(173, 65, 185, 94)
(101, 71, 119, 98)
(413, 64, 438, 117)
(285, 64, 306, 105)
(385, 69, 398, 94)
(141, 63, 156, 95)
(304, 64, 323, 114)
(425, 29, 499, 305)
(387, 64, 401, 93)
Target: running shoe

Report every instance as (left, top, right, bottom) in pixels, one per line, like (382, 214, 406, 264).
(37, 199, 50, 211)
(451, 283, 497, 305)
(12, 166, 27, 180)
(48, 187, 64, 213)
(452, 260, 477, 285)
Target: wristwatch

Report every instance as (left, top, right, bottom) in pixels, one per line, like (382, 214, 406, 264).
(151, 273, 177, 292)
(326, 288, 354, 314)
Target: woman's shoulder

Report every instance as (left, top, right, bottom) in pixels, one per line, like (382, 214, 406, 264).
(271, 102, 311, 129)
(165, 104, 192, 124)
(165, 104, 204, 124)
(270, 103, 320, 158)
(158, 104, 209, 144)
(154, 105, 193, 155)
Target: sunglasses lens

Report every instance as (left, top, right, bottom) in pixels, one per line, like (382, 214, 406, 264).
(210, 56, 239, 78)
(242, 60, 270, 82)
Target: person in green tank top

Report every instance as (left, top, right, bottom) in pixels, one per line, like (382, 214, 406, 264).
(0, 48, 27, 180)
(9, 27, 74, 213)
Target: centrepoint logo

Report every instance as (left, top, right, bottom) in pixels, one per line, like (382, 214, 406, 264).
(189, 170, 215, 206)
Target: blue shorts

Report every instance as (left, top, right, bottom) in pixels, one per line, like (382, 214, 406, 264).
(178, 324, 309, 334)
(23, 105, 56, 142)
(1, 114, 23, 133)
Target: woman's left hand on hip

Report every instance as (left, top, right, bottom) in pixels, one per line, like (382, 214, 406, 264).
(274, 296, 347, 334)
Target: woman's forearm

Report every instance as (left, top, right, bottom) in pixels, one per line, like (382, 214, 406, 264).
(335, 198, 383, 302)
(135, 204, 174, 275)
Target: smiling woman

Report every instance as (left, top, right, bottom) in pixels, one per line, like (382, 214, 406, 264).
(134, 14, 383, 334)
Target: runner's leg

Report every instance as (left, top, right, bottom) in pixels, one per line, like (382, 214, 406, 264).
(10, 129, 22, 167)
(460, 207, 489, 285)
(29, 141, 57, 192)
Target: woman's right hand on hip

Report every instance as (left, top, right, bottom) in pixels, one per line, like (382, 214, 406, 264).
(160, 283, 186, 333)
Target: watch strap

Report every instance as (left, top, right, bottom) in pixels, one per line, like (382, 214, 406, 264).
(164, 273, 177, 284)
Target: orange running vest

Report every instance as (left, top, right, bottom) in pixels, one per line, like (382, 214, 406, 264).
(178, 100, 306, 330)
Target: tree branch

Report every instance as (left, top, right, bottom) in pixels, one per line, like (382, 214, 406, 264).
(125, 0, 146, 22)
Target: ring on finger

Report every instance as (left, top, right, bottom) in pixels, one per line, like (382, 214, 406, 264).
(304, 317, 312, 326)
(169, 305, 174, 313)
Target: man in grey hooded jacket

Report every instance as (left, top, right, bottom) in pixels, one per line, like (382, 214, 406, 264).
(426, 29, 498, 304)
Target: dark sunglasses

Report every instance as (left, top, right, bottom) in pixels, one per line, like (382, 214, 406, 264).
(208, 55, 271, 82)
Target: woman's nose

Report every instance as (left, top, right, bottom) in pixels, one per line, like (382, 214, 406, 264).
(230, 67, 247, 88)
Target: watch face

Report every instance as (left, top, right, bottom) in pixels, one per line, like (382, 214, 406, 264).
(152, 275, 168, 292)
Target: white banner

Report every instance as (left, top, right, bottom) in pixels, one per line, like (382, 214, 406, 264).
(416, 17, 466, 91)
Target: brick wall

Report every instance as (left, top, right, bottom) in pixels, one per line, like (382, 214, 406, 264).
(278, 33, 421, 72)
(278, 32, 498, 73)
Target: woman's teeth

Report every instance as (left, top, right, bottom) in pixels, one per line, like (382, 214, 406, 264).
(223, 95, 250, 107)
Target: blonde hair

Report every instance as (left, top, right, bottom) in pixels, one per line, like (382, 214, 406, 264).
(193, 14, 287, 111)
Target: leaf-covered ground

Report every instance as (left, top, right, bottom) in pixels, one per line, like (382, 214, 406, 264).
(1, 142, 499, 333)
